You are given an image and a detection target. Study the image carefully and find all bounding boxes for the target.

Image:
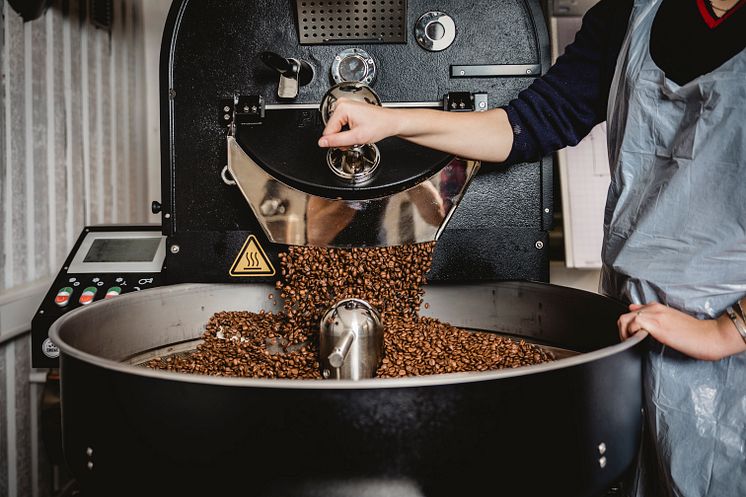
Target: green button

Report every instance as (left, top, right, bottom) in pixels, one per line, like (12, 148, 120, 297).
(105, 287, 122, 299)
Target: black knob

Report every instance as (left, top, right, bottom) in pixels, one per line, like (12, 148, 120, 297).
(151, 201, 162, 214)
(259, 51, 313, 86)
(260, 51, 295, 76)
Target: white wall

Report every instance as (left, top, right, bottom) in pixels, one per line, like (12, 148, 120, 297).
(0, 1, 149, 495)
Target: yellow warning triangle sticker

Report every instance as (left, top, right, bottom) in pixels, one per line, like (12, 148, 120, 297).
(229, 235, 276, 277)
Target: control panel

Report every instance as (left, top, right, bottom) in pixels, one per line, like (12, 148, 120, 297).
(32, 226, 166, 368)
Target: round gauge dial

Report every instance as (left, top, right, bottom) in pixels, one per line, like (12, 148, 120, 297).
(331, 48, 377, 85)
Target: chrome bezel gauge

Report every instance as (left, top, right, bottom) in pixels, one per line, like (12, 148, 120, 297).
(331, 48, 377, 85)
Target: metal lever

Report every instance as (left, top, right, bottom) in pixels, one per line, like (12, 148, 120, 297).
(328, 329, 355, 368)
(259, 51, 313, 99)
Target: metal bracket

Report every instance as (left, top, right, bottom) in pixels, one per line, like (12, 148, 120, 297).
(444, 92, 474, 112)
(443, 92, 489, 112)
(234, 96, 265, 127)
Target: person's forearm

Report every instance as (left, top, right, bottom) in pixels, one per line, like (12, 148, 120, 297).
(319, 101, 514, 162)
(393, 108, 514, 163)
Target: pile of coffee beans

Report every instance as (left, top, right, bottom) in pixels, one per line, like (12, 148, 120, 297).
(147, 243, 553, 378)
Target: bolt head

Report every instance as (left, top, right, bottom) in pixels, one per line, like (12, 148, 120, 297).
(535, 241, 544, 250)
(598, 442, 607, 454)
(598, 456, 607, 468)
(170, 245, 180, 254)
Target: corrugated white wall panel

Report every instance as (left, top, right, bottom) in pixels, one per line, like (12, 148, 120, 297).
(0, 1, 149, 496)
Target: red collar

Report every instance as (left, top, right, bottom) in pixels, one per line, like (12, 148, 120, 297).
(696, 0, 745, 28)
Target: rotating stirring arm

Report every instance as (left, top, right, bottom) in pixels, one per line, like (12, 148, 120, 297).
(320, 299, 384, 380)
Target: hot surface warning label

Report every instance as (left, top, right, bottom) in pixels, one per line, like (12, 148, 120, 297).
(229, 235, 276, 277)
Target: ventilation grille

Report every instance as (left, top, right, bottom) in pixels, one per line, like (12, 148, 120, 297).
(296, 0, 407, 45)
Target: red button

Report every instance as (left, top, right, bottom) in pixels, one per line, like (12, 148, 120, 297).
(79, 287, 97, 305)
(55, 287, 73, 307)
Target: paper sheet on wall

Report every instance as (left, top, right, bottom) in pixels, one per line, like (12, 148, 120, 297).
(558, 124, 610, 268)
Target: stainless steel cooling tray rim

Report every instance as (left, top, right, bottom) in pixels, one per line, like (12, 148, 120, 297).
(49, 283, 647, 390)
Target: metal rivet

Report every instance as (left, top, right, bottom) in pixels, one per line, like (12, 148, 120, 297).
(223, 106, 230, 112)
(87, 461, 94, 470)
(169, 88, 177, 99)
(322, 369, 331, 378)
(164, 213, 171, 219)
(170, 245, 180, 254)
(544, 208, 550, 214)
(598, 442, 606, 455)
(460, 70, 465, 76)
(224, 113, 231, 120)
(86, 447, 93, 457)
(39, 310, 45, 314)
(526, 69, 532, 74)
(599, 456, 607, 468)
(535, 241, 544, 250)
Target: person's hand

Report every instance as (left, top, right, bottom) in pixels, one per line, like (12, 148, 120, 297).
(618, 302, 746, 360)
(318, 99, 399, 149)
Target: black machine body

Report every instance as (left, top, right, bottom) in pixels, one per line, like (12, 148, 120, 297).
(160, 0, 554, 286)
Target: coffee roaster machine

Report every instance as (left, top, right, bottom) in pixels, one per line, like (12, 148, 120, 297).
(33, 1, 645, 496)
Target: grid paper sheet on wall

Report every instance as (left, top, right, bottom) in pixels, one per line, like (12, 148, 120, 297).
(0, 0, 148, 496)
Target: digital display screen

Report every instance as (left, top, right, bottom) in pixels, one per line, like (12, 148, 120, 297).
(83, 238, 161, 263)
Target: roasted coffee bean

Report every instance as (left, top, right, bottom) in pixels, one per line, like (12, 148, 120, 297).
(147, 243, 553, 378)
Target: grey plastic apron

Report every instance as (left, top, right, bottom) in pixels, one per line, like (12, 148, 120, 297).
(602, 0, 746, 495)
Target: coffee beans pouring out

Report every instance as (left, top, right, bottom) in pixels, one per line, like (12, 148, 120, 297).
(147, 243, 554, 378)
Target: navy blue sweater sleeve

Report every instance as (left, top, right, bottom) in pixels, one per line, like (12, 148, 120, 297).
(503, 0, 633, 163)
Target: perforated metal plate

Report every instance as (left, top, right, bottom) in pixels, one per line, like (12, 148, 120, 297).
(296, 0, 407, 44)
